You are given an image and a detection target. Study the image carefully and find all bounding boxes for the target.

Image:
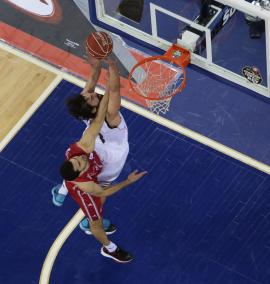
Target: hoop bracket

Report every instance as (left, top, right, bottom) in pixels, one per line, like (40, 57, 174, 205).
(164, 44, 190, 68)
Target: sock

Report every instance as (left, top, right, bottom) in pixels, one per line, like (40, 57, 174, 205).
(58, 182, 68, 195)
(105, 241, 117, 252)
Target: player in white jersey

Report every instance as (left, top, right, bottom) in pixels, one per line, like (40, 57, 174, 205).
(52, 55, 129, 234)
(87, 111, 129, 185)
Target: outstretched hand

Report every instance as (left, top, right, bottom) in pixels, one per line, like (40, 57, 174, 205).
(127, 170, 148, 183)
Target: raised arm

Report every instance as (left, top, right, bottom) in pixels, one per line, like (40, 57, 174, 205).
(105, 57, 121, 123)
(73, 170, 147, 196)
(82, 55, 102, 94)
(76, 86, 109, 153)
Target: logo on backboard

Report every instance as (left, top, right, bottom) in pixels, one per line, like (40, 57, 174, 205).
(172, 50, 182, 58)
(4, 0, 62, 24)
(241, 66, 262, 84)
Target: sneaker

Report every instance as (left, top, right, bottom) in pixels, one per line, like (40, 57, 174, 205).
(51, 185, 66, 207)
(100, 247, 133, 263)
(79, 218, 117, 235)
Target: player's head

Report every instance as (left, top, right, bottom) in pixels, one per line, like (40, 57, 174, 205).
(60, 156, 88, 181)
(82, 91, 103, 106)
(66, 92, 103, 120)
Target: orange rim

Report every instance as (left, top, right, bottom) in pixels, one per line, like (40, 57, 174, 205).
(128, 55, 187, 101)
(129, 45, 190, 101)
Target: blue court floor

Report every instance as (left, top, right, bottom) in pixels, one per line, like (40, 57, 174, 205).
(1, 80, 270, 284)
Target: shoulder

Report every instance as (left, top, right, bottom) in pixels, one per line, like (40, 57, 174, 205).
(66, 143, 88, 159)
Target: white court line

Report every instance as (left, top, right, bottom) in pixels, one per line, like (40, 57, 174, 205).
(1, 39, 270, 284)
(39, 209, 84, 284)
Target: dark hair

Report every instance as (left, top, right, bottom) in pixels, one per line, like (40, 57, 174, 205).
(60, 160, 80, 181)
(66, 95, 96, 120)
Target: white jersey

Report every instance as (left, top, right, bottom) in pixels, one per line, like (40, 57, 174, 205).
(84, 112, 129, 184)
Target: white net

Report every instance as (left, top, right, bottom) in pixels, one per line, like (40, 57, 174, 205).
(145, 97, 172, 114)
(130, 58, 185, 114)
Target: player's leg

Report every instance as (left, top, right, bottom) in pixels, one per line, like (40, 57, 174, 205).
(79, 187, 110, 234)
(90, 219, 133, 263)
(79, 216, 114, 235)
(51, 181, 68, 206)
(89, 218, 111, 244)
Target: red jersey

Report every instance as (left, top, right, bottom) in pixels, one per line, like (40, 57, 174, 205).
(65, 143, 103, 184)
(64, 143, 104, 221)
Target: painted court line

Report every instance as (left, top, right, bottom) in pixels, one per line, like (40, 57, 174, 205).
(1, 40, 270, 284)
(39, 209, 85, 284)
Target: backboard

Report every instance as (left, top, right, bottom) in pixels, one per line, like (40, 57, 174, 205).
(88, 0, 270, 98)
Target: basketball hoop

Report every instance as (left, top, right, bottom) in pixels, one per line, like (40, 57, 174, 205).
(128, 45, 190, 114)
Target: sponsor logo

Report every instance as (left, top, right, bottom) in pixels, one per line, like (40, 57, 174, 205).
(172, 50, 182, 58)
(4, 0, 62, 24)
(64, 39, 80, 49)
(222, 7, 236, 26)
(241, 66, 263, 84)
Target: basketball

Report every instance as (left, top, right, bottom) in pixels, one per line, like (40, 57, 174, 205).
(85, 31, 113, 59)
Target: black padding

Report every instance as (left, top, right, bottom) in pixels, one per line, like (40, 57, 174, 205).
(118, 0, 144, 22)
(200, 0, 212, 19)
(249, 21, 265, 39)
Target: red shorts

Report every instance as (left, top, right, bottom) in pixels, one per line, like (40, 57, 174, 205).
(67, 186, 103, 221)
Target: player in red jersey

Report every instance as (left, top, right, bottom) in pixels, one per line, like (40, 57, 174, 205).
(60, 81, 147, 263)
